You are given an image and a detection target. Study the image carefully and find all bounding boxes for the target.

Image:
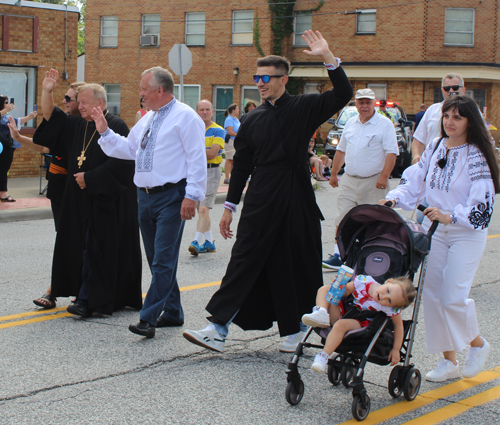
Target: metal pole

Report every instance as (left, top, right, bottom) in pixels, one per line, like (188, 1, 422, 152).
(179, 44, 184, 103)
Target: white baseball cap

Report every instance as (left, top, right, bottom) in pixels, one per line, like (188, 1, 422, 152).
(355, 88, 376, 100)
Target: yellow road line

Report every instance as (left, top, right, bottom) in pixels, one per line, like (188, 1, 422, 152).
(401, 384, 500, 424)
(0, 281, 222, 327)
(487, 233, 500, 239)
(338, 368, 500, 425)
(0, 312, 73, 329)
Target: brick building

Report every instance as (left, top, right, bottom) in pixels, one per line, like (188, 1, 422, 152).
(84, 0, 500, 140)
(0, 0, 79, 177)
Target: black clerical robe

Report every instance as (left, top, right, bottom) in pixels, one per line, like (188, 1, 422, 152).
(206, 67, 353, 336)
(34, 107, 142, 314)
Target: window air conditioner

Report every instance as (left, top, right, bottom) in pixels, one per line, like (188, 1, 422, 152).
(140, 35, 159, 46)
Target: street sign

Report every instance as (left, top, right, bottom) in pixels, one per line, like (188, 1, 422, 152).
(168, 44, 192, 76)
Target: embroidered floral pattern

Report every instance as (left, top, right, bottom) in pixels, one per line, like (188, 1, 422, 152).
(137, 99, 176, 173)
(468, 193, 493, 229)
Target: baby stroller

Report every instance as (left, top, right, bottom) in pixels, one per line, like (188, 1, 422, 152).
(285, 204, 438, 421)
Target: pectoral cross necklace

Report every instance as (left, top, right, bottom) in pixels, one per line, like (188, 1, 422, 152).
(78, 111, 109, 168)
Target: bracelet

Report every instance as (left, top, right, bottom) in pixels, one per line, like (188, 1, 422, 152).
(224, 201, 237, 213)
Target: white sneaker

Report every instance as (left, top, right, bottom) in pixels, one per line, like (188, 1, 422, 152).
(311, 352, 329, 373)
(425, 360, 461, 382)
(279, 331, 306, 353)
(462, 338, 491, 379)
(183, 324, 225, 353)
(302, 306, 330, 328)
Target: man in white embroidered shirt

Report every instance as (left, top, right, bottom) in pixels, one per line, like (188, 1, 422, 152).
(322, 88, 398, 269)
(94, 67, 207, 338)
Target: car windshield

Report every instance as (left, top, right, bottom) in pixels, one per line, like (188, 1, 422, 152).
(336, 107, 359, 126)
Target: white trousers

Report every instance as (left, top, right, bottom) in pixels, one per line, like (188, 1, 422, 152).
(422, 218, 486, 354)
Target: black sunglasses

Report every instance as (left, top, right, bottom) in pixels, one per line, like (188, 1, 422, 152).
(442, 85, 462, 92)
(141, 128, 151, 150)
(437, 148, 449, 169)
(64, 95, 77, 102)
(253, 74, 285, 83)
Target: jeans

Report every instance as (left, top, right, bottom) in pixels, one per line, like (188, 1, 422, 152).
(138, 185, 186, 326)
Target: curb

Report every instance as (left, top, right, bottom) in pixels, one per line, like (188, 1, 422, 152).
(0, 191, 237, 224)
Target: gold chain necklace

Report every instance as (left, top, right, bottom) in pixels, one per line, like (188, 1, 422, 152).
(77, 110, 109, 168)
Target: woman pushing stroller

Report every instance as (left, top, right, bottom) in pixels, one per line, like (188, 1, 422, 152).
(381, 95, 500, 381)
(303, 274, 416, 373)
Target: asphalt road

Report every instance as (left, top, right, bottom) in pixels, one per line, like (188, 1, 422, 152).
(1, 180, 499, 424)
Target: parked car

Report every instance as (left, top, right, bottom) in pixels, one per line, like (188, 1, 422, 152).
(325, 101, 414, 173)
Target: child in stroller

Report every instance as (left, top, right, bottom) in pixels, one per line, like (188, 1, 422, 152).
(302, 275, 416, 373)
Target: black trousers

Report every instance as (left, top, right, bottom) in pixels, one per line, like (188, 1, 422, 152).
(0, 144, 15, 192)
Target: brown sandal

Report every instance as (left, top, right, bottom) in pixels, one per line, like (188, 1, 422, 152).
(33, 293, 57, 309)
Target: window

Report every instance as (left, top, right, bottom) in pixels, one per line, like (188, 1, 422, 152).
(173, 85, 201, 110)
(186, 13, 205, 46)
(356, 10, 376, 34)
(104, 84, 121, 116)
(213, 86, 233, 127)
(241, 86, 260, 111)
(445, 8, 474, 46)
(433, 87, 443, 103)
(293, 13, 312, 46)
(142, 14, 160, 37)
(232, 10, 253, 45)
(100, 16, 118, 47)
(0, 66, 36, 128)
(303, 83, 320, 94)
(472, 89, 486, 110)
(367, 84, 386, 100)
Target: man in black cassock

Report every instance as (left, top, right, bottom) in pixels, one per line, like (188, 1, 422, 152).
(34, 70, 142, 316)
(183, 30, 353, 353)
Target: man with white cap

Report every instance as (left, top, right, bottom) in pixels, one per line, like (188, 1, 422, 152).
(322, 88, 399, 269)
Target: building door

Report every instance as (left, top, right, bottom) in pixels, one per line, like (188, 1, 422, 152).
(213, 86, 233, 127)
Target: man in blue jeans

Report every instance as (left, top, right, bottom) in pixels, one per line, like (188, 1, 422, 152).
(95, 67, 207, 338)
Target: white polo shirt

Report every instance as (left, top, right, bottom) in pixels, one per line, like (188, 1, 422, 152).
(413, 101, 443, 147)
(337, 111, 398, 177)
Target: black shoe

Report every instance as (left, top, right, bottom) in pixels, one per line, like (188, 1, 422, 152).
(67, 303, 91, 317)
(129, 320, 155, 338)
(156, 316, 184, 328)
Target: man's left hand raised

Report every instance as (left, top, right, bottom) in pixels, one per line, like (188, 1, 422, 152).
(181, 198, 197, 220)
(91, 107, 109, 134)
(302, 30, 336, 64)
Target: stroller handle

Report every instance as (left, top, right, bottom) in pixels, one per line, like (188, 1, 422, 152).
(417, 204, 439, 239)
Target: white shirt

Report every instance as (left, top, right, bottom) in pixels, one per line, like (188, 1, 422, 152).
(413, 101, 443, 147)
(98, 98, 207, 201)
(337, 111, 398, 177)
(388, 138, 495, 230)
(413, 100, 491, 147)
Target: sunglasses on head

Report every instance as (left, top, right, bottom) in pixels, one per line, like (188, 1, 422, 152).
(442, 85, 462, 92)
(64, 95, 77, 102)
(253, 74, 285, 83)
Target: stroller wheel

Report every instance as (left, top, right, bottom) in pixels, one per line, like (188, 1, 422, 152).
(403, 367, 421, 401)
(352, 393, 370, 421)
(285, 379, 305, 405)
(341, 358, 356, 388)
(327, 355, 341, 385)
(388, 365, 404, 398)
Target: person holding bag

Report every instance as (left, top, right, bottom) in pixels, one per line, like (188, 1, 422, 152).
(380, 95, 500, 382)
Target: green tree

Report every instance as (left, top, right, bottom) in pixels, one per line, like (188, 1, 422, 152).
(33, 0, 85, 55)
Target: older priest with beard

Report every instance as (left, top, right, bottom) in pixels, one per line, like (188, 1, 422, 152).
(34, 69, 142, 317)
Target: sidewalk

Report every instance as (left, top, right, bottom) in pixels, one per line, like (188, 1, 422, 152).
(0, 176, 238, 223)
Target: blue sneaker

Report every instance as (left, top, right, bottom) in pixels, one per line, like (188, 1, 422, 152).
(202, 240, 216, 253)
(188, 241, 206, 256)
(322, 253, 343, 270)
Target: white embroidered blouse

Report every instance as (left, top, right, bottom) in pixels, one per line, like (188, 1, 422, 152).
(387, 137, 495, 230)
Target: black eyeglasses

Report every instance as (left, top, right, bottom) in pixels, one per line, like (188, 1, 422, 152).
(253, 74, 285, 83)
(141, 128, 151, 150)
(437, 148, 449, 169)
(64, 95, 77, 102)
(442, 85, 462, 92)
